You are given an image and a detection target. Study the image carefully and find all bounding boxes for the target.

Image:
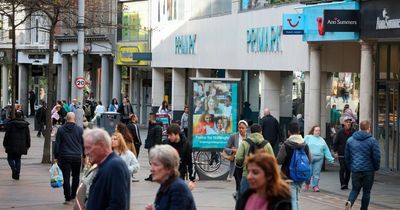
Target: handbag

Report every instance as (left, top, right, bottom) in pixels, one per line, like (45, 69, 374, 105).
(221, 150, 235, 161)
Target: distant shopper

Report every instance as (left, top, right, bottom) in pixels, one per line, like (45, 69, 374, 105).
(158, 100, 170, 114)
(235, 124, 274, 194)
(35, 100, 47, 137)
(92, 101, 106, 126)
(260, 108, 281, 155)
(111, 132, 140, 178)
(118, 97, 134, 124)
(144, 113, 163, 181)
(236, 152, 291, 210)
(3, 112, 30, 180)
(304, 126, 335, 192)
(277, 121, 311, 210)
(145, 144, 196, 210)
(53, 112, 84, 204)
(29, 90, 36, 116)
(127, 114, 142, 157)
(69, 99, 78, 113)
(333, 116, 354, 190)
(108, 98, 118, 112)
(115, 123, 136, 157)
(344, 120, 380, 210)
(83, 128, 131, 210)
(180, 106, 189, 138)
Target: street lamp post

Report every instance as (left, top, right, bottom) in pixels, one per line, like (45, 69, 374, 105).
(75, 0, 85, 127)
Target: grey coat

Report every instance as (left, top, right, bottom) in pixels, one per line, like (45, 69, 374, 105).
(224, 133, 246, 176)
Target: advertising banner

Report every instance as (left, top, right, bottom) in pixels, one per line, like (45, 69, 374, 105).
(324, 10, 360, 32)
(190, 79, 240, 149)
(283, 14, 305, 35)
(116, 42, 149, 66)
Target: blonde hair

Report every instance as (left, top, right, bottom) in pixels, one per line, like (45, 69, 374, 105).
(111, 132, 129, 154)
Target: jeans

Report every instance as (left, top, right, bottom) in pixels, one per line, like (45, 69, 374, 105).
(59, 158, 82, 201)
(291, 182, 303, 210)
(240, 176, 249, 194)
(348, 171, 375, 210)
(7, 153, 22, 174)
(339, 157, 351, 187)
(234, 166, 243, 192)
(308, 155, 324, 187)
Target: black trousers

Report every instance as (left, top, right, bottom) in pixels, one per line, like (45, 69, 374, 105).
(59, 158, 81, 201)
(234, 166, 243, 192)
(339, 157, 351, 187)
(134, 143, 141, 158)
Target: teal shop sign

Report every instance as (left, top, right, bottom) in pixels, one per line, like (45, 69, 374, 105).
(175, 34, 196, 54)
(246, 26, 282, 53)
(283, 14, 305, 35)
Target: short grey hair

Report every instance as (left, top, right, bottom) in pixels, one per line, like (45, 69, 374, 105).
(83, 128, 111, 149)
(149, 145, 180, 178)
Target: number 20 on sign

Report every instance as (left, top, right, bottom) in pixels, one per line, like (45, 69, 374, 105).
(75, 77, 86, 89)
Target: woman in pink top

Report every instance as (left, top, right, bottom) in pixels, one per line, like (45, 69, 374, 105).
(236, 152, 291, 210)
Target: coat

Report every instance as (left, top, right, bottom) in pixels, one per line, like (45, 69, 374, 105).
(154, 177, 196, 210)
(345, 131, 380, 172)
(260, 115, 281, 147)
(144, 121, 163, 149)
(224, 133, 246, 175)
(3, 119, 31, 155)
(165, 133, 195, 181)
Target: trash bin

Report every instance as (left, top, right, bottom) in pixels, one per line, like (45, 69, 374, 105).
(99, 112, 121, 135)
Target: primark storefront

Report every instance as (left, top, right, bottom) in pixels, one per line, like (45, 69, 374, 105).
(362, 0, 400, 171)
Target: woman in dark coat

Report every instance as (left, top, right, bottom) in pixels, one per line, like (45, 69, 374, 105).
(236, 152, 291, 210)
(3, 112, 31, 180)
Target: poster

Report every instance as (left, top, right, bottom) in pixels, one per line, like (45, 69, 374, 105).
(190, 79, 239, 149)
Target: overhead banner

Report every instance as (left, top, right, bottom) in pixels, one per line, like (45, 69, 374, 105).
(189, 79, 240, 149)
(283, 14, 305, 35)
(116, 42, 150, 66)
(324, 10, 360, 32)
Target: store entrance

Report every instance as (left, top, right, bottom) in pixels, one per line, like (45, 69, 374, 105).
(376, 82, 400, 171)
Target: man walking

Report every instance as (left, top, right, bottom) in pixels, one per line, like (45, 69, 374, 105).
(144, 112, 163, 181)
(277, 121, 311, 210)
(29, 90, 36, 116)
(53, 112, 84, 204)
(83, 128, 131, 210)
(3, 112, 30, 180)
(333, 116, 354, 190)
(344, 120, 380, 210)
(260, 108, 281, 155)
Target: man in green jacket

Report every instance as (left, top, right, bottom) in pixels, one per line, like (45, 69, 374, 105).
(235, 124, 274, 194)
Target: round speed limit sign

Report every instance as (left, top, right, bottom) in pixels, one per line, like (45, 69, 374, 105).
(75, 77, 86, 89)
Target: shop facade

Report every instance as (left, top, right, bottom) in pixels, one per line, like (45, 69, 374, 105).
(361, 0, 400, 171)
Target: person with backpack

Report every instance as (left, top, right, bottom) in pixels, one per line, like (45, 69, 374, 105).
(235, 124, 274, 195)
(277, 121, 312, 210)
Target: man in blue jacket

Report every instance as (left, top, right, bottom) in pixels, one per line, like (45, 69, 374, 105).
(344, 120, 380, 210)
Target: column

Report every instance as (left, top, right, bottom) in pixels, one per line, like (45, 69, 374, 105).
(304, 72, 310, 134)
(112, 63, 121, 102)
(280, 71, 293, 118)
(225, 69, 241, 78)
(248, 71, 260, 114)
(2, 64, 9, 107)
(56, 65, 62, 100)
(307, 44, 321, 133)
(172, 68, 186, 121)
(260, 71, 281, 120)
(359, 42, 373, 123)
(152, 68, 165, 112)
(71, 55, 78, 101)
(60, 55, 69, 102)
(18, 64, 28, 115)
(320, 71, 328, 138)
(100, 55, 110, 107)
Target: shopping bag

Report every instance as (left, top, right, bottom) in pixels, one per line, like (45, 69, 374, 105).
(49, 163, 64, 188)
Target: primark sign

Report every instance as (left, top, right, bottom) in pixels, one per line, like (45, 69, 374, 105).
(246, 25, 282, 53)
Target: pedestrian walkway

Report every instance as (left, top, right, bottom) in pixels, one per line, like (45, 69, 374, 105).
(0, 117, 399, 210)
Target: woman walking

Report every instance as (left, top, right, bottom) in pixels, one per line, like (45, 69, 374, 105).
(111, 132, 140, 179)
(304, 126, 335, 192)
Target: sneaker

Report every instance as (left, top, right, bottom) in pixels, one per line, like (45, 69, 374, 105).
(341, 185, 348, 190)
(313, 186, 320, 192)
(304, 183, 310, 191)
(232, 192, 237, 200)
(345, 201, 352, 210)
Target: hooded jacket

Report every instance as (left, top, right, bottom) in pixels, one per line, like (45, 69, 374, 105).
(54, 122, 84, 160)
(165, 133, 195, 181)
(345, 131, 380, 173)
(260, 115, 281, 147)
(235, 132, 274, 177)
(144, 120, 163, 149)
(3, 119, 31, 155)
(277, 134, 311, 180)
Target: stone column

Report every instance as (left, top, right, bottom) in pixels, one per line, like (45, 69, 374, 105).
(172, 68, 186, 121)
(248, 71, 260, 113)
(71, 55, 78, 100)
(304, 72, 310, 134)
(56, 65, 62, 101)
(112, 63, 121, 102)
(359, 42, 373, 123)
(320, 71, 328, 138)
(60, 55, 69, 102)
(280, 71, 293, 118)
(225, 69, 241, 78)
(152, 68, 165, 112)
(307, 43, 321, 133)
(2, 64, 9, 107)
(260, 71, 280, 120)
(101, 55, 110, 107)
(18, 64, 28, 115)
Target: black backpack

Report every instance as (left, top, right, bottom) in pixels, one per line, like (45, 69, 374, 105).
(244, 138, 268, 156)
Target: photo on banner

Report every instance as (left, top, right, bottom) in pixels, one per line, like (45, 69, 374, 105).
(189, 79, 239, 149)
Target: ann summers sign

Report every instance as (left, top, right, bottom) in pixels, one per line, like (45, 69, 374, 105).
(324, 10, 360, 32)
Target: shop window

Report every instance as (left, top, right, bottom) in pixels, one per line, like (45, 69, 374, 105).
(379, 45, 388, 80)
(240, 0, 298, 11)
(191, 0, 231, 19)
(390, 45, 399, 80)
(118, 1, 150, 42)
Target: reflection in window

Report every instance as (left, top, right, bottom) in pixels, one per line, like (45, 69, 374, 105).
(119, 1, 150, 42)
(191, 0, 231, 19)
(157, 0, 184, 22)
(241, 0, 297, 11)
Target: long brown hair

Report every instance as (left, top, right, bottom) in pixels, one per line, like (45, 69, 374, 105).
(116, 123, 136, 155)
(111, 132, 129, 154)
(308, 125, 319, 135)
(246, 152, 290, 200)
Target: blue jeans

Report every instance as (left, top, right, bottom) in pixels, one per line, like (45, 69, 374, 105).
(347, 171, 375, 210)
(309, 155, 324, 187)
(7, 153, 22, 173)
(239, 177, 249, 194)
(291, 182, 302, 210)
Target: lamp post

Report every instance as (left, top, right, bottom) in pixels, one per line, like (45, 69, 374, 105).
(75, 0, 85, 127)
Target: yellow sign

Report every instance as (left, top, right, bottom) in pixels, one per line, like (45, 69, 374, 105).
(116, 42, 149, 66)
